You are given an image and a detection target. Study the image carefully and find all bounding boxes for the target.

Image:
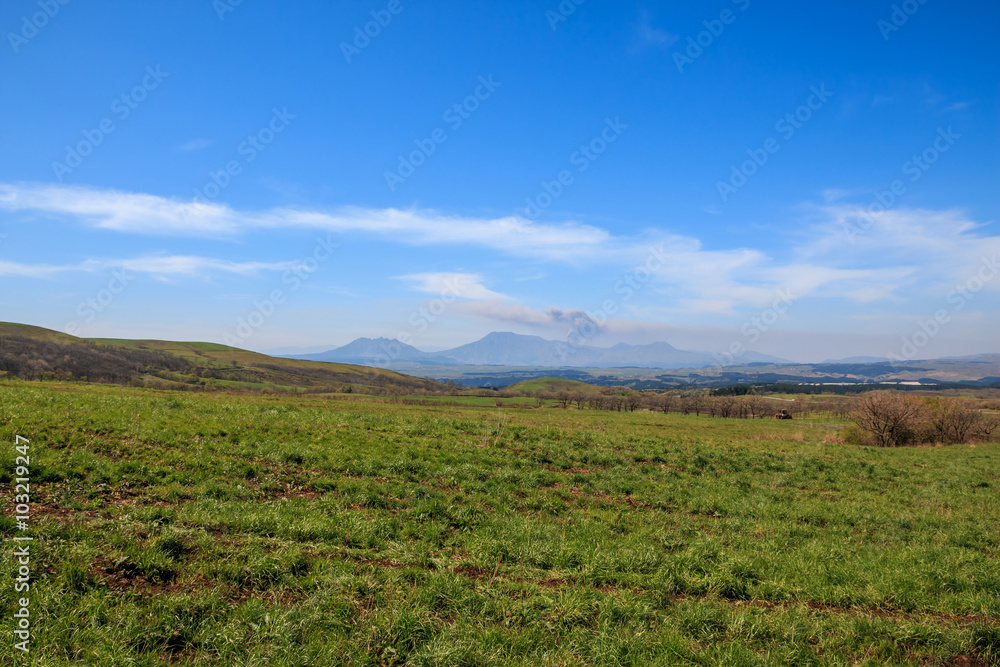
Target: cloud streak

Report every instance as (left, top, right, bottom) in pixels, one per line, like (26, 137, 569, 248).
(396, 272, 509, 301)
(0, 182, 615, 262)
(3, 182, 997, 319)
(0, 254, 297, 279)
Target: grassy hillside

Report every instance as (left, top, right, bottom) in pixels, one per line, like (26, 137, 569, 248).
(0, 321, 80, 344)
(1, 381, 997, 665)
(0, 321, 445, 394)
(507, 377, 603, 395)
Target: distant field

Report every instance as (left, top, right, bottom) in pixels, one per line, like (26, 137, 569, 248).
(1, 380, 998, 665)
(405, 395, 542, 408)
(506, 377, 605, 396)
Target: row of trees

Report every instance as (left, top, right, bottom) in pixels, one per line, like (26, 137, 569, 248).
(523, 387, 1000, 446)
(848, 391, 999, 446)
(536, 389, 797, 418)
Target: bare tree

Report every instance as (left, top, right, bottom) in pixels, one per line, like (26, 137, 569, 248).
(682, 394, 706, 416)
(744, 395, 768, 419)
(850, 391, 924, 447)
(556, 391, 571, 409)
(931, 399, 982, 443)
(979, 414, 1000, 439)
(711, 395, 741, 418)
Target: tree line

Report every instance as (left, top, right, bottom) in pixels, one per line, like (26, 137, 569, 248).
(846, 390, 999, 446)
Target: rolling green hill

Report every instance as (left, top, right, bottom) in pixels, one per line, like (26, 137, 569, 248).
(0, 322, 445, 394)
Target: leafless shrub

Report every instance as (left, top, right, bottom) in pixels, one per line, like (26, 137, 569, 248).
(930, 399, 982, 443)
(743, 395, 768, 419)
(849, 391, 925, 447)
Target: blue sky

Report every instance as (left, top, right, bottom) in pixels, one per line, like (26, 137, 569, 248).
(1, 0, 997, 363)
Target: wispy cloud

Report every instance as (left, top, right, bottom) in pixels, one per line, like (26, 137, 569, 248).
(797, 204, 1000, 296)
(942, 101, 970, 113)
(0, 254, 297, 280)
(634, 9, 678, 47)
(3, 182, 996, 319)
(0, 260, 80, 279)
(176, 138, 215, 151)
(114, 255, 300, 277)
(396, 272, 509, 301)
(0, 182, 616, 262)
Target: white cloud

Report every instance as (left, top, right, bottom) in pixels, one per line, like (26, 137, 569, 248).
(798, 204, 1000, 295)
(0, 255, 296, 280)
(0, 260, 78, 279)
(0, 182, 241, 236)
(3, 182, 996, 319)
(114, 256, 299, 277)
(395, 272, 508, 301)
(0, 182, 615, 261)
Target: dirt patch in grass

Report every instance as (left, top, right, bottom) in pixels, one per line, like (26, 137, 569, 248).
(538, 578, 568, 588)
(91, 556, 189, 596)
(453, 564, 489, 579)
(950, 656, 988, 667)
(719, 596, 998, 627)
(275, 489, 323, 501)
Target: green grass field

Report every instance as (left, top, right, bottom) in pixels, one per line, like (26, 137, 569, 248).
(506, 378, 604, 396)
(2, 380, 998, 665)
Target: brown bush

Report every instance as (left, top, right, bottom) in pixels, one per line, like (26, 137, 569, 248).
(930, 399, 982, 443)
(849, 391, 925, 447)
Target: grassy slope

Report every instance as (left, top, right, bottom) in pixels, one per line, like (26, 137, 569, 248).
(1, 381, 998, 665)
(0, 321, 443, 394)
(0, 321, 80, 344)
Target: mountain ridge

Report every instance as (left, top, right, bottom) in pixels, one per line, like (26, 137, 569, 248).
(292, 331, 791, 369)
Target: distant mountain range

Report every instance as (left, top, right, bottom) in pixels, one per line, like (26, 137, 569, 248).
(288, 331, 791, 369)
